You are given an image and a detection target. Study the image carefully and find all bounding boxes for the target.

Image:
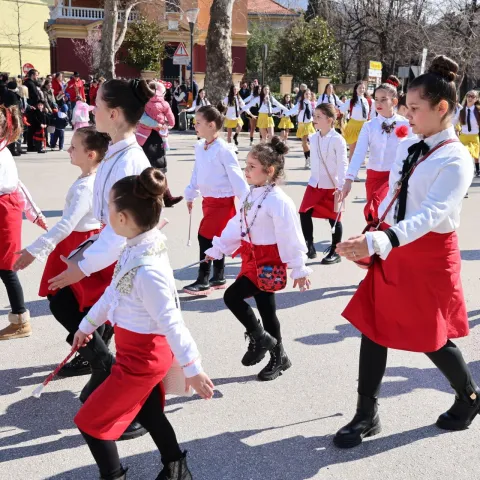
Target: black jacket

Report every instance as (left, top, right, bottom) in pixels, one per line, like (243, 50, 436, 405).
(24, 78, 39, 106)
(2, 90, 22, 110)
(142, 130, 167, 172)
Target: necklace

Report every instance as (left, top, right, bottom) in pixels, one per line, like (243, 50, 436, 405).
(204, 137, 218, 151)
(240, 184, 274, 237)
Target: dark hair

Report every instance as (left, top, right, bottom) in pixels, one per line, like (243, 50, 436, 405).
(282, 93, 292, 108)
(252, 85, 261, 97)
(408, 55, 459, 117)
(299, 89, 308, 111)
(227, 85, 239, 106)
(315, 103, 336, 123)
(55, 72, 62, 79)
(195, 88, 206, 105)
(351, 82, 365, 107)
(374, 82, 398, 98)
(111, 167, 166, 232)
(197, 104, 226, 131)
(100, 79, 155, 126)
(397, 93, 407, 109)
(323, 83, 335, 95)
(259, 85, 271, 106)
(459, 90, 480, 125)
(250, 136, 288, 182)
(28, 69, 38, 77)
(36, 100, 45, 106)
(0, 105, 22, 144)
(75, 126, 110, 162)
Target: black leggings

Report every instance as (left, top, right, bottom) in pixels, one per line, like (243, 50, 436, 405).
(358, 334, 474, 398)
(198, 234, 224, 273)
(0, 270, 26, 314)
(224, 275, 281, 342)
(299, 210, 342, 246)
(80, 385, 182, 479)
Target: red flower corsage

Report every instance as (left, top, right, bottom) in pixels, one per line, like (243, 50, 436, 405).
(395, 125, 409, 139)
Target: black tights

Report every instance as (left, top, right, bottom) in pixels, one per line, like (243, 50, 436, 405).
(224, 275, 281, 342)
(198, 234, 224, 274)
(0, 270, 26, 314)
(80, 385, 182, 479)
(358, 334, 474, 398)
(299, 210, 342, 247)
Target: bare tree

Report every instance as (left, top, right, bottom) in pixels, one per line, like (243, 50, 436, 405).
(71, 27, 102, 76)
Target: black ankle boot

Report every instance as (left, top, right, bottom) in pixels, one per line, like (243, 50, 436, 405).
(436, 382, 480, 431)
(101, 467, 127, 480)
(258, 343, 292, 381)
(321, 245, 341, 265)
(209, 267, 226, 289)
(58, 353, 91, 377)
(333, 394, 381, 448)
(156, 451, 192, 480)
(306, 241, 317, 259)
(79, 352, 115, 403)
(242, 322, 277, 366)
(118, 420, 147, 441)
(233, 132, 239, 146)
(184, 269, 212, 296)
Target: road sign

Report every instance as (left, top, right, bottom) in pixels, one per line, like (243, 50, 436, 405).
(22, 63, 34, 75)
(174, 43, 189, 57)
(173, 57, 190, 66)
(398, 66, 410, 78)
(368, 69, 382, 78)
(369, 61, 382, 71)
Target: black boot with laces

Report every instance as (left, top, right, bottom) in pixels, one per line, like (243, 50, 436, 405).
(156, 451, 192, 480)
(306, 241, 317, 259)
(321, 245, 341, 265)
(258, 343, 292, 381)
(58, 353, 91, 377)
(242, 322, 277, 366)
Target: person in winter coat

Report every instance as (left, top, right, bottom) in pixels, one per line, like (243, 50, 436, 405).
(71, 96, 94, 130)
(24, 70, 40, 107)
(3, 81, 24, 157)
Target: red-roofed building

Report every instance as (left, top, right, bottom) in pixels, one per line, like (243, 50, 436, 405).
(247, 0, 300, 28)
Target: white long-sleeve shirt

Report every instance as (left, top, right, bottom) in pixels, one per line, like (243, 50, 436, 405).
(223, 96, 245, 120)
(242, 95, 288, 115)
(205, 186, 312, 280)
(316, 93, 342, 107)
(366, 126, 473, 259)
(347, 114, 414, 180)
(79, 229, 202, 378)
(308, 130, 348, 189)
(78, 136, 150, 277)
(454, 105, 480, 135)
(285, 100, 313, 124)
(184, 138, 249, 201)
(339, 97, 375, 121)
(185, 98, 211, 113)
(26, 175, 101, 262)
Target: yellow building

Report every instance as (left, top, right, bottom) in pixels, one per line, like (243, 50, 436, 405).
(0, 0, 53, 76)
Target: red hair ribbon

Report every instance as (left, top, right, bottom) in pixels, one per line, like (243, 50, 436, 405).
(386, 79, 400, 88)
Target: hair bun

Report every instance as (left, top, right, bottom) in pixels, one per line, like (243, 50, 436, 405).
(130, 79, 155, 106)
(270, 136, 289, 155)
(215, 102, 227, 116)
(134, 167, 166, 201)
(428, 55, 458, 82)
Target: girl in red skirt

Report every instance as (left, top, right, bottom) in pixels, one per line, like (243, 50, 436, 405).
(184, 104, 249, 295)
(0, 104, 47, 341)
(299, 103, 348, 264)
(334, 55, 479, 448)
(73, 167, 214, 480)
(14, 127, 110, 376)
(205, 137, 311, 381)
(339, 80, 414, 222)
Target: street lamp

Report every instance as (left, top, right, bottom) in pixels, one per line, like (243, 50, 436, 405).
(185, 8, 200, 95)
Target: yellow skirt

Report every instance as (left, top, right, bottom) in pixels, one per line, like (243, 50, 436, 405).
(459, 133, 480, 159)
(224, 118, 243, 129)
(343, 119, 367, 145)
(278, 117, 294, 129)
(296, 122, 316, 138)
(256, 113, 275, 129)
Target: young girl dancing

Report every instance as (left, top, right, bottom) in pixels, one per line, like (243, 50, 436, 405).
(73, 167, 214, 480)
(205, 137, 311, 381)
(14, 127, 110, 376)
(277, 94, 294, 141)
(184, 104, 249, 295)
(334, 55, 479, 448)
(244, 85, 261, 146)
(223, 85, 248, 149)
(299, 104, 348, 263)
(339, 82, 412, 222)
(455, 90, 479, 177)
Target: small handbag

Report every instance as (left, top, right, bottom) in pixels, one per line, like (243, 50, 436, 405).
(354, 138, 459, 269)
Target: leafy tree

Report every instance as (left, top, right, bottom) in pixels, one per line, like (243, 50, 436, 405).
(271, 17, 339, 87)
(124, 16, 167, 72)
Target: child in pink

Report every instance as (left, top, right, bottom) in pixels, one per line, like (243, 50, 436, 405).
(72, 96, 94, 131)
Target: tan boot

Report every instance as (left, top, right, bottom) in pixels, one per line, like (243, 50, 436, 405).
(0, 310, 32, 340)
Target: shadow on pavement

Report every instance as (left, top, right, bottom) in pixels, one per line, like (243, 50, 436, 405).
(460, 250, 480, 261)
(0, 364, 60, 396)
(0, 299, 51, 319)
(295, 323, 360, 346)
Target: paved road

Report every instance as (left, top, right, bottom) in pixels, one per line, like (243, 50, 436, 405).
(1, 130, 479, 480)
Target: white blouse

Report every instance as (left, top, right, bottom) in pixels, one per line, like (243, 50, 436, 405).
(309, 130, 348, 189)
(243, 96, 288, 115)
(185, 98, 211, 113)
(205, 186, 312, 280)
(366, 126, 473, 259)
(316, 93, 342, 107)
(223, 96, 245, 120)
(78, 136, 150, 277)
(347, 114, 414, 180)
(0, 143, 18, 194)
(339, 97, 375, 121)
(79, 229, 202, 378)
(26, 175, 101, 262)
(285, 101, 314, 123)
(454, 105, 480, 135)
(184, 138, 249, 201)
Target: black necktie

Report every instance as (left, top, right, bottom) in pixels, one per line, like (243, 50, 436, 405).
(305, 102, 311, 120)
(361, 98, 367, 119)
(467, 108, 472, 132)
(235, 97, 238, 118)
(395, 140, 430, 222)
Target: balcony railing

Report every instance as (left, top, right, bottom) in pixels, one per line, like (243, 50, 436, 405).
(50, 5, 140, 22)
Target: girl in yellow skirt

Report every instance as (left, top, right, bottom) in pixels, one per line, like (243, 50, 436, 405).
(285, 89, 316, 168)
(339, 82, 374, 162)
(243, 85, 289, 143)
(243, 85, 261, 146)
(278, 94, 294, 141)
(454, 90, 480, 177)
(223, 85, 252, 151)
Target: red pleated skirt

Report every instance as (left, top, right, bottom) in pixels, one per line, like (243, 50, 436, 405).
(75, 326, 172, 440)
(198, 196, 236, 239)
(342, 230, 468, 352)
(0, 192, 22, 270)
(234, 240, 285, 289)
(299, 186, 339, 222)
(364, 170, 390, 222)
(39, 230, 114, 311)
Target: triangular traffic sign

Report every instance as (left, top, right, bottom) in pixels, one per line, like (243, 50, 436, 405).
(174, 43, 189, 57)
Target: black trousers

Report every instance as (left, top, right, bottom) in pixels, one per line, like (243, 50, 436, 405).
(358, 334, 474, 398)
(198, 234, 225, 274)
(224, 275, 281, 342)
(0, 270, 26, 314)
(80, 385, 182, 479)
(300, 209, 342, 247)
